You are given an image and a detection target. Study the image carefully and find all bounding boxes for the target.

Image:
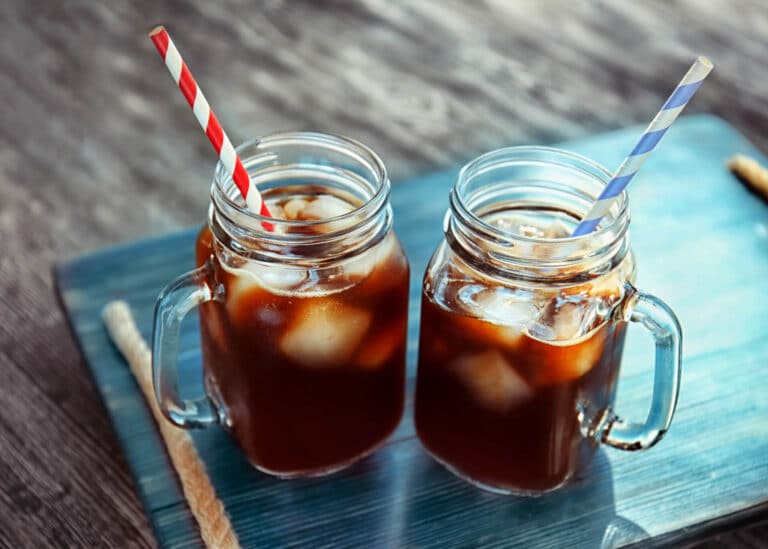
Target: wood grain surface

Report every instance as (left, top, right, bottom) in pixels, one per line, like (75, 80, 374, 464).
(1, 1, 767, 547)
(57, 117, 768, 549)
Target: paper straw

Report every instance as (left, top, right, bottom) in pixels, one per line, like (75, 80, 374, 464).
(102, 301, 240, 549)
(572, 56, 713, 236)
(149, 25, 272, 222)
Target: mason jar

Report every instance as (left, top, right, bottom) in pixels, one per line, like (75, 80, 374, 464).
(414, 146, 682, 494)
(153, 132, 410, 477)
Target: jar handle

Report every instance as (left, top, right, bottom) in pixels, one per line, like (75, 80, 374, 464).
(152, 263, 219, 429)
(599, 286, 683, 450)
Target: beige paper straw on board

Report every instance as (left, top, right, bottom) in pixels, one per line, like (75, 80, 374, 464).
(102, 301, 240, 549)
(728, 154, 768, 200)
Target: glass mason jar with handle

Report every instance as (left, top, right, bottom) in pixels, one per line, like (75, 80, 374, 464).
(414, 146, 682, 495)
(153, 132, 410, 478)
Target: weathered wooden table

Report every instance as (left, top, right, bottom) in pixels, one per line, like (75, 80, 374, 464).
(1, 1, 767, 547)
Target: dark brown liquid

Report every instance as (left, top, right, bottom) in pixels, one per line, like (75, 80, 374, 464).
(415, 294, 626, 492)
(196, 225, 409, 475)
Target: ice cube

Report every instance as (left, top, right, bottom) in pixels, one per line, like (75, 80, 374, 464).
(586, 272, 625, 300)
(526, 327, 606, 385)
(224, 263, 311, 323)
(296, 195, 358, 233)
(489, 213, 547, 238)
(225, 262, 310, 302)
(453, 284, 534, 348)
(253, 265, 309, 291)
(541, 218, 573, 239)
(492, 213, 574, 240)
(472, 286, 538, 328)
(282, 198, 308, 220)
(525, 296, 608, 384)
(280, 299, 372, 368)
(457, 315, 525, 350)
(299, 195, 354, 220)
(550, 301, 593, 340)
(342, 232, 398, 281)
(529, 299, 598, 342)
(354, 316, 406, 370)
(452, 350, 532, 413)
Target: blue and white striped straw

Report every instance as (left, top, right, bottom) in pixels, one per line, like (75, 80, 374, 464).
(572, 56, 713, 236)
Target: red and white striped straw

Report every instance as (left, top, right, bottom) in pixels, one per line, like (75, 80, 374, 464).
(149, 25, 272, 221)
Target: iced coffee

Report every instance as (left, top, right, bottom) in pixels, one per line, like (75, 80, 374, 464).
(412, 145, 687, 495)
(197, 188, 409, 476)
(152, 133, 410, 478)
(415, 212, 634, 493)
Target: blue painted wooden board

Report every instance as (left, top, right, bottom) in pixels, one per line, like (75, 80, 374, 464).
(56, 115, 768, 548)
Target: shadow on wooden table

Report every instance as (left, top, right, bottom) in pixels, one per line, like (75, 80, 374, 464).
(400, 447, 649, 548)
(195, 421, 649, 548)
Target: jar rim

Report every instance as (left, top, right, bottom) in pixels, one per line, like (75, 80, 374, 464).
(212, 131, 389, 237)
(208, 131, 393, 264)
(452, 145, 628, 246)
(447, 146, 631, 281)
